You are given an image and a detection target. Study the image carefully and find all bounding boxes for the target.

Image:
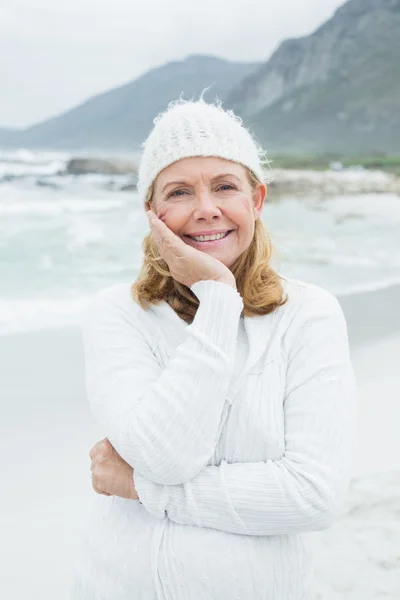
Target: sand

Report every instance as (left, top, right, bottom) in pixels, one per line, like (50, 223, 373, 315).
(0, 284, 399, 599)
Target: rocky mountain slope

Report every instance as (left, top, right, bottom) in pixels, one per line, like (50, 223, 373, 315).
(227, 0, 400, 154)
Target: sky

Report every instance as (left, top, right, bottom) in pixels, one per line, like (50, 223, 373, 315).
(1, 0, 346, 129)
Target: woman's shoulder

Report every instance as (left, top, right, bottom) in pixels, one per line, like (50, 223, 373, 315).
(277, 274, 345, 328)
(280, 274, 339, 301)
(82, 281, 150, 326)
(276, 275, 350, 364)
(87, 280, 136, 306)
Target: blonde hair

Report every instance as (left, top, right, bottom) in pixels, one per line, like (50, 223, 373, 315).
(131, 168, 287, 323)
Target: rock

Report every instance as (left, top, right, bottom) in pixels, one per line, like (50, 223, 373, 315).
(35, 179, 60, 189)
(120, 179, 138, 191)
(0, 174, 17, 183)
(65, 158, 138, 176)
(267, 168, 400, 197)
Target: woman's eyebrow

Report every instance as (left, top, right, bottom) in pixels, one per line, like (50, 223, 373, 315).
(161, 180, 189, 194)
(212, 173, 241, 182)
(161, 173, 240, 194)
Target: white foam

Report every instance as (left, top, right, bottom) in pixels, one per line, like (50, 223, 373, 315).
(0, 296, 90, 336)
(0, 195, 124, 216)
(66, 221, 107, 250)
(333, 275, 400, 297)
(0, 158, 66, 177)
(0, 149, 70, 163)
(321, 193, 400, 223)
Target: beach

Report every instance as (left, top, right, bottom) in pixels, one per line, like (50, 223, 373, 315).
(314, 286, 400, 599)
(0, 282, 399, 599)
(2, 0, 400, 594)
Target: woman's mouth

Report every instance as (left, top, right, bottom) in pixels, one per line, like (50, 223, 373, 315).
(182, 230, 234, 248)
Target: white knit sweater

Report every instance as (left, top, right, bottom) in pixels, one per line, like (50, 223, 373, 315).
(70, 277, 357, 600)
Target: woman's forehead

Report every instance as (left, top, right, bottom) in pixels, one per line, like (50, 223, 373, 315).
(156, 156, 246, 184)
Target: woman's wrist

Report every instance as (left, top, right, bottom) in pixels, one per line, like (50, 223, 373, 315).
(207, 276, 237, 290)
(130, 469, 140, 500)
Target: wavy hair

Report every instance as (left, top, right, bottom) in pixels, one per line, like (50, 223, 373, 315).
(131, 168, 288, 323)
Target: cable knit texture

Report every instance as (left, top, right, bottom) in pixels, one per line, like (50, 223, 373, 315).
(137, 99, 272, 203)
(70, 276, 357, 600)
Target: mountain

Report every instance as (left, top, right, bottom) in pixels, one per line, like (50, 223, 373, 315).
(227, 0, 400, 155)
(0, 55, 260, 152)
(2, 1, 399, 156)
(0, 128, 22, 146)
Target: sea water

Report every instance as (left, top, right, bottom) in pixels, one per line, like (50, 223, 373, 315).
(1, 149, 399, 335)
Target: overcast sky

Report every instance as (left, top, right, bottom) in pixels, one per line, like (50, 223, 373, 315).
(1, 0, 345, 128)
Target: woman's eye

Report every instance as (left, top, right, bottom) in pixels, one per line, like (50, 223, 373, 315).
(168, 189, 187, 198)
(218, 184, 236, 191)
(168, 185, 235, 198)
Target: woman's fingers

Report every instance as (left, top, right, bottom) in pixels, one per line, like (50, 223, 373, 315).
(147, 211, 187, 257)
(146, 209, 235, 289)
(89, 437, 111, 460)
(91, 447, 137, 499)
(91, 477, 112, 496)
(90, 453, 107, 470)
(147, 211, 197, 279)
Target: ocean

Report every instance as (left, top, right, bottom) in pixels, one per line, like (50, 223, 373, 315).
(1, 149, 400, 336)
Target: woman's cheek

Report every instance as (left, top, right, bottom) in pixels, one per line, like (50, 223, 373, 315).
(238, 195, 253, 212)
(159, 206, 187, 230)
(157, 206, 169, 223)
(154, 212, 176, 236)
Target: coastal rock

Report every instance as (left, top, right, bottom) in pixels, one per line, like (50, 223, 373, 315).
(268, 168, 400, 197)
(65, 158, 138, 176)
(35, 178, 60, 189)
(120, 180, 138, 191)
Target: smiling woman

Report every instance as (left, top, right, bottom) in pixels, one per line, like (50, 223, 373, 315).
(148, 157, 266, 266)
(71, 97, 357, 600)
(131, 102, 285, 324)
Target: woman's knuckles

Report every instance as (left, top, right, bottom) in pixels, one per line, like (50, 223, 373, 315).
(89, 438, 110, 458)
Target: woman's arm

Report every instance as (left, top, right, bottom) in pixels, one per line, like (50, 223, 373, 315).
(82, 279, 243, 486)
(133, 292, 358, 535)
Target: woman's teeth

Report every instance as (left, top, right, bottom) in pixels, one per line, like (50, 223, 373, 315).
(190, 231, 230, 242)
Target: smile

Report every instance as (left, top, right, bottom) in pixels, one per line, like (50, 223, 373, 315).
(183, 230, 234, 246)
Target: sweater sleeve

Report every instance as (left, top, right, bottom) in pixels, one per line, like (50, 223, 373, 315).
(133, 291, 358, 535)
(81, 279, 244, 486)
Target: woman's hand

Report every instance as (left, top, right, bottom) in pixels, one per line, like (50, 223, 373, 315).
(89, 438, 139, 500)
(147, 210, 236, 289)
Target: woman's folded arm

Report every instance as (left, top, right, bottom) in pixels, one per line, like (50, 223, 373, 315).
(82, 280, 243, 486)
(134, 292, 358, 535)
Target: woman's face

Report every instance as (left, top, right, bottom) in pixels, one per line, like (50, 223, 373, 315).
(146, 156, 267, 268)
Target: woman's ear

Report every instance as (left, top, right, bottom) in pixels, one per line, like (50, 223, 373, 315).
(253, 184, 267, 219)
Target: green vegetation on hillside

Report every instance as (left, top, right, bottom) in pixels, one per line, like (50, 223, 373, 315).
(269, 154, 400, 175)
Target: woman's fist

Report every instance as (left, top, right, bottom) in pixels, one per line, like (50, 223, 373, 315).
(89, 437, 139, 500)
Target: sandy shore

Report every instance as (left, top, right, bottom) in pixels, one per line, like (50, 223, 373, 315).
(339, 282, 400, 346)
(1, 283, 399, 599)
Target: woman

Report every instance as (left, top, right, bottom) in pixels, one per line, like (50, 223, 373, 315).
(71, 99, 357, 599)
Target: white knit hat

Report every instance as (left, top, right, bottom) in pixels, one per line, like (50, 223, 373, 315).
(137, 97, 271, 203)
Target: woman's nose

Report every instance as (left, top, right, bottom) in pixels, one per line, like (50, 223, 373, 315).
(193, 190, 222, 217)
